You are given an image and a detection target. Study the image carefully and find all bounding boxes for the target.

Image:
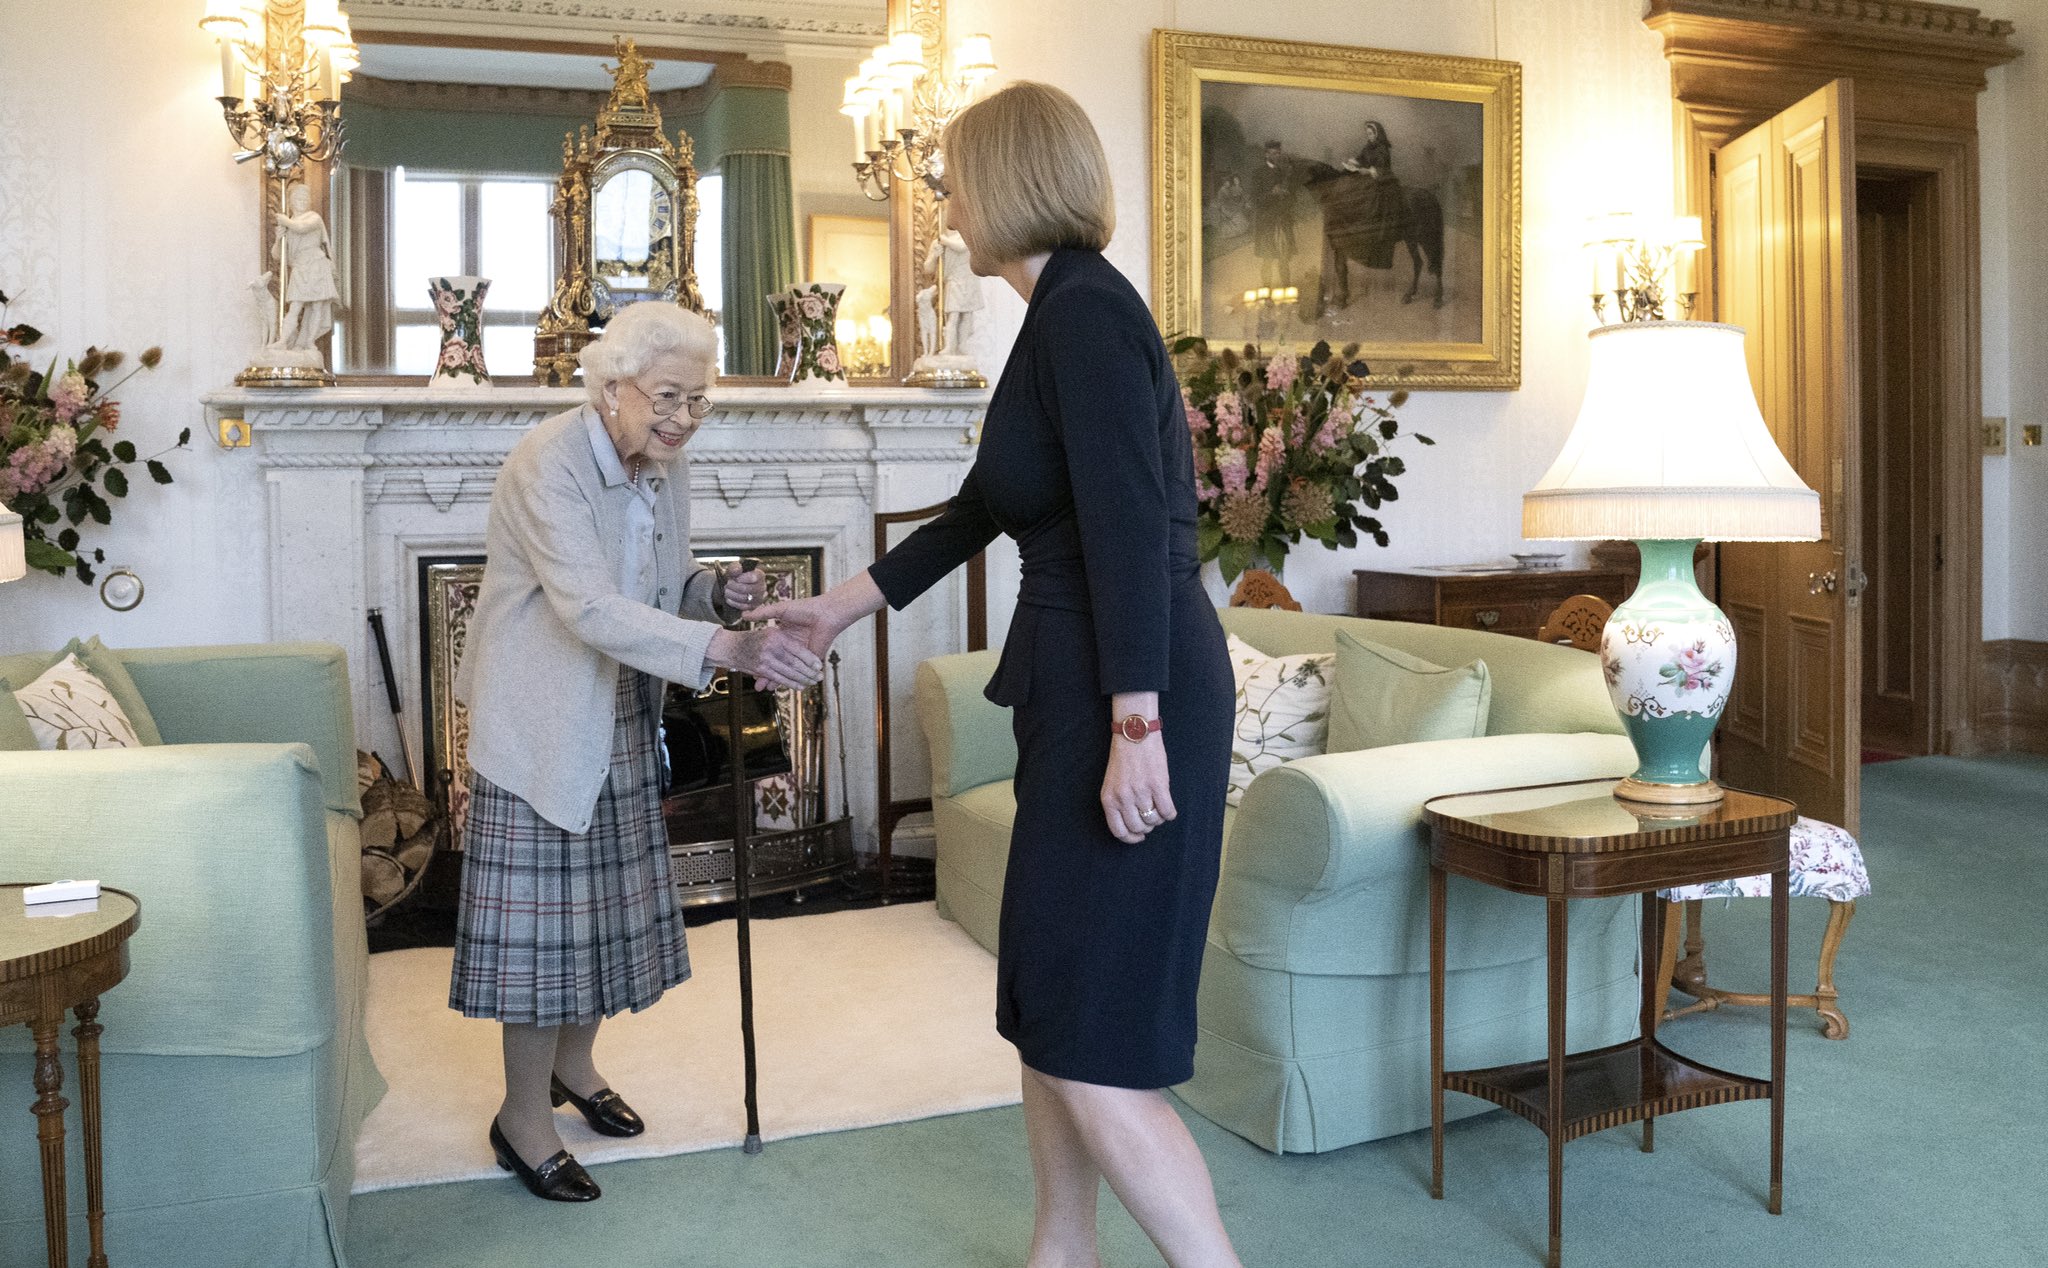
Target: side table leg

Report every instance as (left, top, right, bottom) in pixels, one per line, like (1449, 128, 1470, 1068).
(1547, 894, 1568, 1268)
(1770, 866, 1788, 1215)
(32, 1005, 70, 1268)
(1429, 862, 1446, 1201)
(75, 998, 109, 1268)
(1640, 895, 1659, 1154)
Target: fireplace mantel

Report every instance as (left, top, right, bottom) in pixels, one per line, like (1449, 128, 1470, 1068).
(201, 382, 992, 856)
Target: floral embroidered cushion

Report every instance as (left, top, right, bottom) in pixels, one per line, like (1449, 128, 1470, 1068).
(11, 653, 146, 750)
(1659, 816, 1871, 903)
(1326, 628, 1492, 754)
(1225, 633, 1334, 808)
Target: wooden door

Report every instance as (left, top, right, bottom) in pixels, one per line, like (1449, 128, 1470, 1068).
(1856, 174, 1940, 757)
(1713, 80, 1863, 832)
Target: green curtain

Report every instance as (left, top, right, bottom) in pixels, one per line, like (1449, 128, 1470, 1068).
(721, 151, 798, 377)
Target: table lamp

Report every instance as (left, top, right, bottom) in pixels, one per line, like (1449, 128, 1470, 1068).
(0, 499, 25, 584)
(1523, 320, 1820, 805)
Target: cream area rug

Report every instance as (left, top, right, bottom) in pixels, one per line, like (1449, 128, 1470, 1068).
(353, 903, 1021, 1193)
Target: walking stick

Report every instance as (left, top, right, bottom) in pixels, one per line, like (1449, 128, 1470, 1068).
(726, 561, 764, 1155)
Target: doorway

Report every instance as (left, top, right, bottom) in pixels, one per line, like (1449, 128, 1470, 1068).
(1855, 171, 1944, 759)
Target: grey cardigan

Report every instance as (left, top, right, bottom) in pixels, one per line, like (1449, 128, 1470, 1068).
(456, 406, 729, 832)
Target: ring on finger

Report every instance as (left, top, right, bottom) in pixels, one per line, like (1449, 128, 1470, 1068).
(1139, 807, 1160, 822)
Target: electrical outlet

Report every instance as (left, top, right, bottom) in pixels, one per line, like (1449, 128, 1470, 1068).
(2026, 423, 2043, 447)
(217, 417, 251, 448)
(1984, 416, 2008, 456)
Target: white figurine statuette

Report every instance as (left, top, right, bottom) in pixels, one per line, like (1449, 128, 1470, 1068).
(907, 217, 987, 389)
(237, 181, 342, 387)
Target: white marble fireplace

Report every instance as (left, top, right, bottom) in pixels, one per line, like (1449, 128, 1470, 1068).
(200, 383, 993, 855)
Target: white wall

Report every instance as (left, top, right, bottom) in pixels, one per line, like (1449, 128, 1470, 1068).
(1980, 1, 2048, 641)
(0, 1, 269, 653)
(1, 0, 2040, 652)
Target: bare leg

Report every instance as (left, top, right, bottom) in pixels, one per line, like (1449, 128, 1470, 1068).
(498, 1022, 566, 1164)
(1033, 1069, 1242, 1268)
(1021, 1068, 1104, 1268)
(553, 1018, 609, 1098)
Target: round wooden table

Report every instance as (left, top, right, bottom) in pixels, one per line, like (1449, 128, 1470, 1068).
(0, 884, 141, 1268)
(1422, 780, 1794, 1268)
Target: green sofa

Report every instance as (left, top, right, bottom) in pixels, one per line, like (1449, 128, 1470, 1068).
(0, 642, 385, 1266)
(913, 606, 1646, 1154)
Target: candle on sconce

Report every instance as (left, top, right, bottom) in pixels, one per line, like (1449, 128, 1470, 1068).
(316, 49, 339, 102)
(218, 41, 240, 99)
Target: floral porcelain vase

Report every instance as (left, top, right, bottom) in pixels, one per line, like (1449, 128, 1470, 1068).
(767, 282, 847, 386)
(1600, 537, 1735, 801)
(429, 276, 491, 389)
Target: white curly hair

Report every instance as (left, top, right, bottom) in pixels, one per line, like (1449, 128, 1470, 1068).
(579, 302, 718, 412)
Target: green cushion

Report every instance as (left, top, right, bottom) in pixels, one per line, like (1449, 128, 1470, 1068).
(0, 649, 59, 696)
(0, 680, 33, 751)
(1327, 629, 1492, 753)
(64, 636, 165, 746)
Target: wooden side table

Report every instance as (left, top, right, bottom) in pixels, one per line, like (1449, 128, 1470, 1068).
(1422, 781, 1793, 1268)
(0, 884, 141, 1268)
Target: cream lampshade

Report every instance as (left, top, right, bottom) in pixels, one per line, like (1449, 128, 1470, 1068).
(1523, 320, 1819, 805)
(0, 500, 26, 584)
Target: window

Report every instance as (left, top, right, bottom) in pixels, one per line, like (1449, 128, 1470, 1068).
(385, 168, 555, 376)
(695, 172, 725, 370)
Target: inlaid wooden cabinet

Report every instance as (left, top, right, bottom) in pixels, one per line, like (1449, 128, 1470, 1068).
(1353, 567, 1633, 640)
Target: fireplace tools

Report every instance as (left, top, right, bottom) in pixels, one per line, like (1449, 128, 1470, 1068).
(366, 608, 422, 791)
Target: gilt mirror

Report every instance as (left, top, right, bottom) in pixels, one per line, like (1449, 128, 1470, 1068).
(326, 1, 892, 382)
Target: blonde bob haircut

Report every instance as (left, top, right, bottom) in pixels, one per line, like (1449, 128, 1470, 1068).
(942, 81, 1114, 265)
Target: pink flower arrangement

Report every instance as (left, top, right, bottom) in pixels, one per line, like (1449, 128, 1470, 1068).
(1173, 336, 1432, 582)
(0, 288, 184, 583)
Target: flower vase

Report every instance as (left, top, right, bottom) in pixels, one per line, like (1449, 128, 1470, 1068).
(428, 276, 491, 389)
(788, 282, 847, 386)
(766, 290, 802, 380)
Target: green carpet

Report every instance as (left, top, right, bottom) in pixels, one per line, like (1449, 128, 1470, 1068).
(346, 755, 2048, 1267)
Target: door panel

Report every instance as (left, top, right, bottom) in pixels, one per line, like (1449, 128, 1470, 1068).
(1713, 80, 1863, 831)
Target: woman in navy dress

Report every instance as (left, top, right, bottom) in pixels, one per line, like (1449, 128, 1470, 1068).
(750, 82, 1241, 1267)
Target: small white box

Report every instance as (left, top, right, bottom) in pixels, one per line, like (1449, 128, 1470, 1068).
(23, 879, 100, 905)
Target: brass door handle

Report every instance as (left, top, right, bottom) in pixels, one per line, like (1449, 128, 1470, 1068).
(1807, 570, 1838, 596)
(1473, 609, 1500, 629)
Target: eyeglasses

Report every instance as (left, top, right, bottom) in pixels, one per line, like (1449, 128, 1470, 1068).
(629, 381, 713, 419)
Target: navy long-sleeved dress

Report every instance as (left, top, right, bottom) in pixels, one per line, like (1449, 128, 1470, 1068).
(869, 247, 1232, 1089)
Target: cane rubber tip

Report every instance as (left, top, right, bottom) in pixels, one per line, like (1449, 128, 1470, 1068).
(743, 1134, 764, 1155)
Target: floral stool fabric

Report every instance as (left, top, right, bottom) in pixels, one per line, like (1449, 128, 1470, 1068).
(1659, 815, 1870, 903)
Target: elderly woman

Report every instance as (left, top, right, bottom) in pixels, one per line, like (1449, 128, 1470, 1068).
(750, 83, 1241, 1266)
(450, 301, 821, 1203)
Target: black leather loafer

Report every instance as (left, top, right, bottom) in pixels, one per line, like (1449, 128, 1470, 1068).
(490, 1118, 601, 1202)
(551, 1074, 647, 1138)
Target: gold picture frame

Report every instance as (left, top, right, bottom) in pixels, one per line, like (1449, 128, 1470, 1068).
(1151, 29, 1521, 390)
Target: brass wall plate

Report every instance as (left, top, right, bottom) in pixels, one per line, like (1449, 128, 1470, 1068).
(2026, 423, 2043, 447)
(1983, 416, 2007, 456)
(218, 417, 251, 448)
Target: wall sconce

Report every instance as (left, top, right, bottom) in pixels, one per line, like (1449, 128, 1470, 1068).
(200, 0, 354, 180)
(1585, 213, 1705, 324)
(846, 30, 998, 201)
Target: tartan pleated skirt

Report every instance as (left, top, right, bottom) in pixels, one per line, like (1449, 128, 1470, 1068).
(448, 667, 691, 1026)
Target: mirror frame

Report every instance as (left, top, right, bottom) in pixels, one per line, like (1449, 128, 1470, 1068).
(294, 3, 937, 387)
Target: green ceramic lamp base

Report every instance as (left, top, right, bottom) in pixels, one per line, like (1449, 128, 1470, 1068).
(1601, 539, 1736, 805)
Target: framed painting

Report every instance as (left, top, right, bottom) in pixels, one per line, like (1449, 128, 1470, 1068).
(1152, 29, 1521, 389)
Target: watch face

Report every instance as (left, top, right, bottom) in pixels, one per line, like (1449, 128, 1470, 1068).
(1119, 715, 1149, 743)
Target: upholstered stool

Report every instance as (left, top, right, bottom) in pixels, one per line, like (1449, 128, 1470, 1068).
(1654, 816, 1871, 1039)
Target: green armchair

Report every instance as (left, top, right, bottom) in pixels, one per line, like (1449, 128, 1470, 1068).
(912, 606, 1645, 1154)
(0, 642, 385, 1266)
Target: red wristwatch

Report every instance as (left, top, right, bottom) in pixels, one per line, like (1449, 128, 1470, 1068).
(1114, 715, 1163, 743)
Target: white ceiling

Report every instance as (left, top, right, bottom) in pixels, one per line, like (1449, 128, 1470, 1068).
(355, 44, 718, 92)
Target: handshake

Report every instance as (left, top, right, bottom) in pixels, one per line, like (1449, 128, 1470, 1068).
(703, 567, 859, 693)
